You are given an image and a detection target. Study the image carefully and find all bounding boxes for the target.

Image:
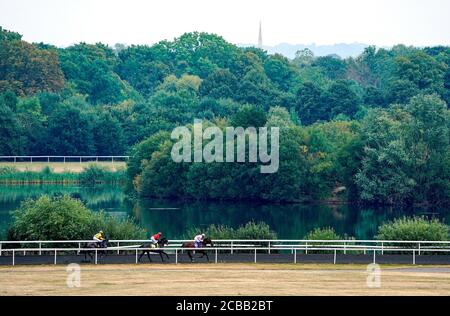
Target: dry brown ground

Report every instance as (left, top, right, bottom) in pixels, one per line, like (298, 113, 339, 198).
(0, 162, 126, 173)
(1, 263, 449, 296)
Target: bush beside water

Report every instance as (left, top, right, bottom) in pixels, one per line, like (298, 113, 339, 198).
(185, 221, 277, 240)
(376, 216, 449, 241)
(7, 195, 146, 242)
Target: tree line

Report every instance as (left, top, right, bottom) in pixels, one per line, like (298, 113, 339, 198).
(0, 26, 449, 205)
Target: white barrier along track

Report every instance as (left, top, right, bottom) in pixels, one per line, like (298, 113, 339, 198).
(0, 156, 129, 163)
(1, 239, 450, 266)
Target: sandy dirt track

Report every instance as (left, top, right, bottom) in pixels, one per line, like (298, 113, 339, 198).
(1, 264, 450, 296)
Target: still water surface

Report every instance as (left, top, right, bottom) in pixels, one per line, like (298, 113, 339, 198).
(1, 185, 449, 239)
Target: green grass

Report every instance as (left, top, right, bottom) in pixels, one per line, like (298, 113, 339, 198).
(0, 164, 126, 185)
(0, 162, 126, 173)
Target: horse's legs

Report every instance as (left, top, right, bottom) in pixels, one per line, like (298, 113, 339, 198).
(146, 251, 152, 263)
(159, 252, 164, 262)
(164, 252, 170, 260)
(187, 250, 194, 262)
(199, 251, 209, 262)
(138, 251, 145, 262)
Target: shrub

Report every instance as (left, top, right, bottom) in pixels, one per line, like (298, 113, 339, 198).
(376, 216, 449, 241)
(304, 227, 352, 254)
(89, 211, 147, 240)
(79, 165, 126, 185)
(7, 195, 146, 242)
(185, 221, 277, 240)
(79, 165, 108, 185)
(305, 227, 342, 241)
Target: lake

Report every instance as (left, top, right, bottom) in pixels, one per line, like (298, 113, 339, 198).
(1, 185, 449, 240)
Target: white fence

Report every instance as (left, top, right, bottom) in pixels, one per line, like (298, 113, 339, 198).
(1, 239, 450, 266)
(0, 156, 130, 163)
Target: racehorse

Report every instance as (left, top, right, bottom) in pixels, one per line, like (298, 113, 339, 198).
(138, 237, 170, 263)
(80, 238, 109, 262)
(181, 238, 213, 262)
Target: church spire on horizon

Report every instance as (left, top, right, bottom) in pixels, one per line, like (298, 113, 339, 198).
(258, 21, 263, 49)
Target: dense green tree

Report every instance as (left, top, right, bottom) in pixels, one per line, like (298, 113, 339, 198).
(116, 45, 171, 96)
(199, 69, 238, 99)
(313, 55, 347, 80)
(92, 112, 125, 155)
(295, 82, 326, 125)
(355, 94, 449, 205)
(324, 80, 362, 119)
(0, 29, 64, 95)
(0, 103, 24, 155)
(44, 101, 95, 155)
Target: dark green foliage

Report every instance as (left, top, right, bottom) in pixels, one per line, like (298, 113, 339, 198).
(376, 217, 449, 241)
(305, 227, 342, 240)
(7, 195, 146, 241)
(185, 221, 277, 240)
(0, 26, 448, 205)
(79, 165, 126, 185)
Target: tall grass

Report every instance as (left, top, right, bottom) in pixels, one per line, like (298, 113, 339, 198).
(0, 165, 126, 185)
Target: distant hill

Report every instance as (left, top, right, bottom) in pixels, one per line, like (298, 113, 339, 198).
(240, 43, 370, 59)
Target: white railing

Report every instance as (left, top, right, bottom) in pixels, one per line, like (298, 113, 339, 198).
(1, 239, 450, 266)
(0, 156, 130, 163)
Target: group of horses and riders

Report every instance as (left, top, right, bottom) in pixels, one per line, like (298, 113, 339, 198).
(81, 231, 213, 263)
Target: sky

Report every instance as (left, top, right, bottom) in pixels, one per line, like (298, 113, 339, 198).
(0, 0, 449, 47)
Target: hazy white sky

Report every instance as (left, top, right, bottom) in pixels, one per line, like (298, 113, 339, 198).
(0, 0, 449, 47)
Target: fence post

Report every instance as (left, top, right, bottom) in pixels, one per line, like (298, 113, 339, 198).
(268, 242, 271, 254)
(12, 250, 15, 266)
(54, 250, 57, 265)
(344, 242, 346, 255)
(135, 249, 138, 264)
(215, 249, 218, 264)
(231, 241, 233, 254)
(413, 250, 416, 265)
(373, 250, 376, 264)
(39, 243, 42, 256)
(95, 250, 98, 265)
(381, 242, 384, 255)
(305, 242, 308, 255)
(175, 249, 178, 264)
(117, 242, 120, 255)
(418, 243, 421, 256)
(294, 249, 297, 264)
(254, 249, 257, 263)
(0, 242, 2, 257)
(334, 249, 337, 265)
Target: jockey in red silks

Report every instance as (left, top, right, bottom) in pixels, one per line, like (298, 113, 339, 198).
(151, 232, 162, 248)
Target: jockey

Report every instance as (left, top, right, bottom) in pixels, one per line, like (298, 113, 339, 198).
(93, 230, 106, 247)
(194, 233, 205, 248)
(151, 232, 162, 248)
